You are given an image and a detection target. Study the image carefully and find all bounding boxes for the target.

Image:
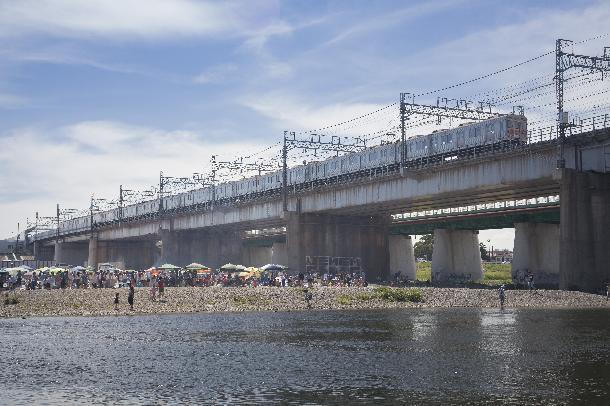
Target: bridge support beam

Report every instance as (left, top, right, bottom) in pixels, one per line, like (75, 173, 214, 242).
(87, 235, 98, 269)
(271, 242, 287, 266)
(431, 229, 482, 282)
(560, 169, 610, 292)
(242, 245, 272, 268)
(158, 229, 244, 269)
(94, 239, 158, 270)
(285, 212, 389, 280)
(512, 223, 559, 287)
(53, 240, 88, 267)
(53, 241, 62, 264)
(389, 235, 416, 280)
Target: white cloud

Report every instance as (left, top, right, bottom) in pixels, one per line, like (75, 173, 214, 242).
(194, 64, 238, 85)
(242, 92, 395, 134)
(0, 0, 281, 40)
(321, 0, 464, 48)
(0, 92, 27, 108)
(0, 121, 270, 237)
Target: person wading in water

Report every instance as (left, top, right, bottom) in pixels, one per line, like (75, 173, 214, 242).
(498, 284, 506, 308)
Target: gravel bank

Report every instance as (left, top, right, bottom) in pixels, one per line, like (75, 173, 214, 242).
(1, 286, 608, 318)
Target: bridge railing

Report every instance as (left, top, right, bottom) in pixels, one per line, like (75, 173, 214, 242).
(392, 195, 559, 222)
(527, 113, 610, 144)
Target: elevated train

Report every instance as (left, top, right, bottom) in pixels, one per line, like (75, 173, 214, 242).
(53, 114, 528, 234)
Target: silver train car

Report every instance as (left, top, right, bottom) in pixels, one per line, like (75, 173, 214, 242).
(54, 114, 526, 233)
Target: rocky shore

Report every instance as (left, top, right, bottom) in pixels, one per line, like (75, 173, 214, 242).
(1, 286, 608, 318)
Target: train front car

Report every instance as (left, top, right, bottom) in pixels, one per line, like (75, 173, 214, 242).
(506, 114, 528, 145)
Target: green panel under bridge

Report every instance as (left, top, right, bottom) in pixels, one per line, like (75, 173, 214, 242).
(390, 207, 560, 235)
(242, 235, 286, 247)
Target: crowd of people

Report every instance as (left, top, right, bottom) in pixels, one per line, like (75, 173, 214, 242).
(0, 265, 369, 294)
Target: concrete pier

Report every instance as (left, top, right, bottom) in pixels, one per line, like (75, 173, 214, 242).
(87, 235, 98, 269)
(53, 240, 88, 266)
(242, 245, 272, 267)
(389, 235, 416, 280)
(285, 212, 389, 279)
(431, 229, 482, 282)
(512, 223, 559, 287)
(560, 169, 610, 292)
(53, 241, 62, 264)
(271, 242, 287, 266)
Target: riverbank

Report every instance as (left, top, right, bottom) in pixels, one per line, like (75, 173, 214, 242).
(1, 286, 608, 318)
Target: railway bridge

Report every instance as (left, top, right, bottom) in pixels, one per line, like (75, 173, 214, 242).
(31, 130, 610, 292)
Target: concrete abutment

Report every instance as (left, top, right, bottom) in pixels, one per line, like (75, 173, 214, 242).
(389, 235, 416, 280)
(431, 229, 482, 282)
(560, 169, 610, 292)
(512, 223, 559, 287)
(285, 212, 390, 280)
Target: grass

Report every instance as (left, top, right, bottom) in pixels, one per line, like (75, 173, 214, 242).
(481, 263, 512, 285)
(336, 288, 423, 304)
(415, 261, 512, 285)
(232, 294, 270, 306)
(337, 295, 353, 305)
(416, 262, 432, 281)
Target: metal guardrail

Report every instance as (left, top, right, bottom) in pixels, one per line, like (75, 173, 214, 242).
(392, 195, 559, 222)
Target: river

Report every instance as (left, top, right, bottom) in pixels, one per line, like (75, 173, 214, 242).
(1, 308, 609, 404)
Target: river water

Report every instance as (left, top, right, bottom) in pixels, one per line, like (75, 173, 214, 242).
(1, 308, 609, 405)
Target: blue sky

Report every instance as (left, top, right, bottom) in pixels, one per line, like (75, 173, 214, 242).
(1, 0, 609, 248)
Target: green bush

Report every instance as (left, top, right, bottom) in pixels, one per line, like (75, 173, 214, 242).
(373, 287, 423, 302)
(355, 293, 375, 301)
(336, 295, 353, 305)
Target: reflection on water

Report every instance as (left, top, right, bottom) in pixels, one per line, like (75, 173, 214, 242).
(1, 308, 609, 405)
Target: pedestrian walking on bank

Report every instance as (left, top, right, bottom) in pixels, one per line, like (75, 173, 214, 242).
(128, 285, 134, 311)
(498, 284, 506, 308)
(114, 292, 119, 311)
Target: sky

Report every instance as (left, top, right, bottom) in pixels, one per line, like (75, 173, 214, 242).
(1, 0, 609, 249)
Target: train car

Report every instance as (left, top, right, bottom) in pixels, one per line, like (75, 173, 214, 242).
(122, 202, 138, 220)
(136, 199, 158, 217)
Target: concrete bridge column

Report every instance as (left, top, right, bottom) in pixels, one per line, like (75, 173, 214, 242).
(271, 242, 287, 265)
(53, 240, 88, 267)
(512, 223, 559, 287)
(560, 169, 610, 292)
(431, 229, 482, 282)
(53, 240, 63, 264)
(389, 235, 416, 280)
(96, 239, 157, 270)
(87, 235, 98, 269)
(242, 245, 272, 267)
(285, 212, 389, 280)
(159, 229, 179, 265)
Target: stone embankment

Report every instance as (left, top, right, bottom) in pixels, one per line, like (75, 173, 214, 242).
(1, 286, 608, 318)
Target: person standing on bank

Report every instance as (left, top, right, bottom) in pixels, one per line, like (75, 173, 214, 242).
(128, 285, 134, 311)
(114, 292, 119, 311)
(498, 284, 506, 308)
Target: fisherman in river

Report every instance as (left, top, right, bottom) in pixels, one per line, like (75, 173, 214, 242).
(498, 284, 506, 308)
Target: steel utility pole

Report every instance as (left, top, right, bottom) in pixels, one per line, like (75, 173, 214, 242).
(119, 185, 124, 223)
(55, 203, 60, 244)
(555, 38, 610, 168)
(556, 39, 568, 168)
(399, 93, 407, 173)
(159, 171, 164, 213)
(282, 131, 288, 212)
